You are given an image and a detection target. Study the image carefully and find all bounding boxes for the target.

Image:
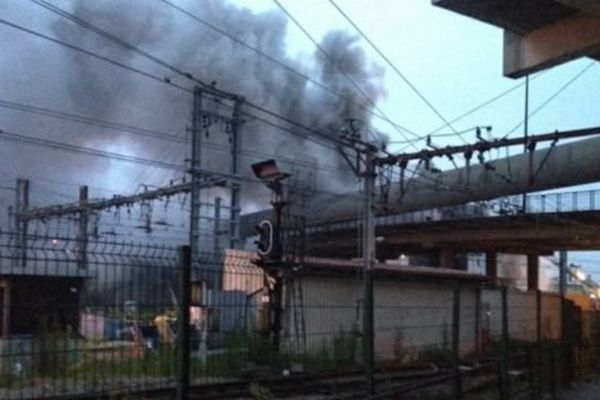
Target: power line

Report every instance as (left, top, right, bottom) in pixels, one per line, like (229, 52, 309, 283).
(426, 71, 548, 136)
(27, 0, 351, 151)
(157, 0, 419, 138)
(377, 126, 600, 166)
(1, 175, 123, 196)
(0, 103, 387, 208)
(327, 0, 468, 144)
(503, 61, 596, 138)
(271, 0, 419, 147)
(0, 98, 185, 143)
(0, 128, 374, 202)
(28, 0, 218, 93)
(12, 1, 572, 213)
(0, 129, 185, 171)
(1, 129, 339, 198)
(0, 97, 357, 176)
(0, 18, 190, 93)
(1, 120, 469, 211)
(0, 18, 343, 154)
(164, 0, 556, 150)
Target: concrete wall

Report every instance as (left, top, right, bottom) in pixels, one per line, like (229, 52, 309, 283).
(541, 293, 562, 340)
(289, 276, 479, 362)
(219, 250, 565, 364)
(481, 289, 562, 343)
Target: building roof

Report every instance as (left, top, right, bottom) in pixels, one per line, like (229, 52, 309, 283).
(222, 250, 486, 282)
(301, 256, 488, 282)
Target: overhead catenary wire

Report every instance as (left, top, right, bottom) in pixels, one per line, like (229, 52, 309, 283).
(27, 0, 218, 93)
(502, 61, 596, 138)
(157, 0, 420, 138)
(0, 17, 346, 154)
(26, 0, 352, 151)
(0, 97, 358, 177)
(426, 71, 549, 136)
(162, 0, 558, 148)
(327, 0, 468, 145)
(271, 0, 419, 147)
(324, 0, 468, 179)
(0, 128, 373, 202)
(0, 129, 185, 171)
(7, 0, 590, 217)
(0, 114, 504, 212)
(0, 18, 191, 93)
(1, 122, 478, 212)
(3, 4, 552, 186)
(0, 91, 552, 213)
(0, 98, 185, 143)
(0, 19, 548, 180)
(397, 63, 595, 159)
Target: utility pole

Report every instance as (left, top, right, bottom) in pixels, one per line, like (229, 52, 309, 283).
(189, 87, 203, 264)
(559, 251, 567, 298)
(559, 250, 568, 341)
(14, 178, 29, 268)
(229, 99, 243, 249)
(189, 87, 244, 258)
(77, 185, 89, 269)
(522, 74, 530, 212)
(13, 87, 243, 271)
(362, 149, 376, 395)
(339, 121, 377, 395)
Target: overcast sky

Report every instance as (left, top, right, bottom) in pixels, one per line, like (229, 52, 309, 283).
(241, 0, 600, 144)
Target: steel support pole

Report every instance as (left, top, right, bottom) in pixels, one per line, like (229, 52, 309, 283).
(177, 245, 192, 400)
(522, 74, 530, 212)
(452, 280, 463, 399)
(558, 251, 573, 387)
(15, 179, 29, 268)
(77, 185, 88, 269)
(229, 99, 242, 249)
(214, 197, 221, 255)
(500, 285, 509, 400)
(363, 151, 376, 395)
(559, 251, 567, 334)
(270, 195, 284, 353)
(189, 87, 202, 264)
(535, 289, 542, 399)
(474, 287, 482, 356)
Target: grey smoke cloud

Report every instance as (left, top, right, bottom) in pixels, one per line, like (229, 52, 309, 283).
(1, 0, 389, 212)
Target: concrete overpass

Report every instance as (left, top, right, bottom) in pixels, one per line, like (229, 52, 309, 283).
(433, 0, 600, 77)
(306, 189, 600, 257)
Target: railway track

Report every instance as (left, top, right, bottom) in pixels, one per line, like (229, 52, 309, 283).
(34, 364, 448, 400)
(26, 356, 529, 400)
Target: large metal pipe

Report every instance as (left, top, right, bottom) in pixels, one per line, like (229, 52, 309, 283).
(311, 135, 600, 223)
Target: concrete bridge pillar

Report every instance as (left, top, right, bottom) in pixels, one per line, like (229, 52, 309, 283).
(486, 252, 498, 282)
(527, 255, 539, 291)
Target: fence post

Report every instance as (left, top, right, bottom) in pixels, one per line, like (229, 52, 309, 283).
(550, 346, 557, 400)
(452, 280, 462, 399)
(535, 289, 542, 398)
(528, 348, 535, 400)
(177, 245, 192, 400)
(474, 287, 481, 357)
(500, 285, 509, 400)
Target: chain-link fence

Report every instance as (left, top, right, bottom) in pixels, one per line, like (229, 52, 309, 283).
(0, 230, 597, 399)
